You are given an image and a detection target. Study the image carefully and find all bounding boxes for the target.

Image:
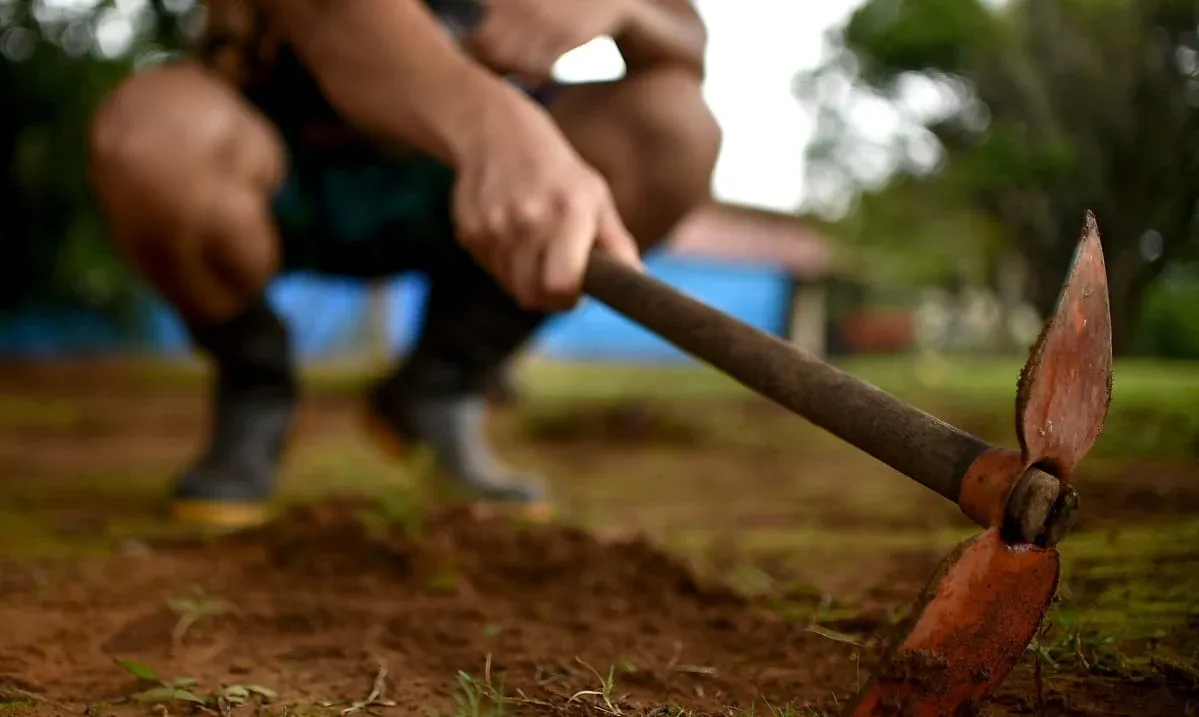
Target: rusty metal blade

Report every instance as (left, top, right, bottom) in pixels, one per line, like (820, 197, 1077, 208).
(846, 529, 1060, 717)
(1015, 212, 1114, 480)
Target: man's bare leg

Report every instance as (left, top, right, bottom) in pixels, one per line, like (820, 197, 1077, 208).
(89, 63, 295, 528)
(551, 67, 722, 249)
(367, 65, 721, 515)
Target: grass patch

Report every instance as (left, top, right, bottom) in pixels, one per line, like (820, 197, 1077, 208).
(1054, 519, 1199, 654)
(22, 355, 1199, 460)
(73, 353, 1199, 399)
(112, 658, 278, 711)
(0, 396, 84, 429)
(453, 670, 509, 717)
(1027, 517, 1199, 681)
(510, 357, 1199, 460)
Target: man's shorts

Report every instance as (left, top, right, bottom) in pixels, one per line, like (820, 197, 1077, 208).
(271, 145, 460, 279)
(268, 83, 561, 280)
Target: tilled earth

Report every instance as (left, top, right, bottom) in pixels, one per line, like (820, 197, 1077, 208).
(0, 503, 1189, 716)
(0, 361, 1196, 715)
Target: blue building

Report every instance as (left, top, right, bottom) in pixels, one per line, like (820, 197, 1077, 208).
(0, 202, 832, 364)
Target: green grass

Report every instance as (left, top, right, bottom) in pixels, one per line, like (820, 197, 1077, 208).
(514, 355, 1199, 405)
(124, 352, 1199, 448)
(87, 352, 1199, 397)
(0, 396, 84, 429)
(522, 356, 1199, 458)
(1054, 521, 1199, 650)
(103, 354, 1199, 460)
(18, 354, 1199, 450)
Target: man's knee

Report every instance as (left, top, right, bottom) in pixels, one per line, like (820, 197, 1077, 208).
(91, 66, 207, 191)
(89, 64, 284, 219)
(88, 64, 286, 314)
(595, 68, 720, 219)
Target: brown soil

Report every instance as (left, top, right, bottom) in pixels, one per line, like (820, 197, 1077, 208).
(1073, 459, 1199, 529)
(0, 504, 1189, 716)
(0, 361, 1195, 716)
(0, 503, 853, 715)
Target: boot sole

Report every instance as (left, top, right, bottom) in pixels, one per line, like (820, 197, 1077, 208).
(167, 409, 306, 531)
(169, 499, 273, 531)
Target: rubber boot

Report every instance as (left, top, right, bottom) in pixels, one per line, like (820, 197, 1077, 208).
(366, 356, 550, 521)
(170, 298, 297, 529)
(363, 263, 552, 520)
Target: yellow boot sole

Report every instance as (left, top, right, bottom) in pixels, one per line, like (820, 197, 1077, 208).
(169, 499, 273, 531)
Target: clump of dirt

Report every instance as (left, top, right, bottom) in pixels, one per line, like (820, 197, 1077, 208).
(1, 503, 1193, 716)
(519, 400, 710, 447)
(0, 503, 865, 715)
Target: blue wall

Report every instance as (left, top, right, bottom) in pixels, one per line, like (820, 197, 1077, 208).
(0, 254, 791, 363)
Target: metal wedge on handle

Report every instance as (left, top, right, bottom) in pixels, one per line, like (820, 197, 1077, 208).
(581, 212, 1114, 715)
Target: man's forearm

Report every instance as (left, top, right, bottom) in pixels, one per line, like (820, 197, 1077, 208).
(615, 0, 707, 77)
(258, 0, 538, 166)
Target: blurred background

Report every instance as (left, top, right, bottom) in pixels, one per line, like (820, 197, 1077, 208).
(2, 0, 1198, 361)
(1, 1, 1198, 709)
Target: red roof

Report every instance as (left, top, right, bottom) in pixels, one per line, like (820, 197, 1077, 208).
(665, 201, 832, 279)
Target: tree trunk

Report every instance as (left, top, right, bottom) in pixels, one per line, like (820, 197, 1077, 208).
(1107, 279, 1147, 357)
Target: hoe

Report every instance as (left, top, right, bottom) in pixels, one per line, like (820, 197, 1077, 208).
(581, 212, 1113, 716)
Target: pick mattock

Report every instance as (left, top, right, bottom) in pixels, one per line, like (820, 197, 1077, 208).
(581, 211, 1113, 716)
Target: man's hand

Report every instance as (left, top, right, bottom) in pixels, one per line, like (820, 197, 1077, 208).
(451, 99, 643, 312)
(465, 0, 632, 81)
(263, 0, 644, 311)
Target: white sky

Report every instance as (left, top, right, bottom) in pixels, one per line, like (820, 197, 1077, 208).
(555, 0, 868, 213)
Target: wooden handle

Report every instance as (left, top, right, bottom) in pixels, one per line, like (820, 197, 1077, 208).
(582, 251, 990, 504)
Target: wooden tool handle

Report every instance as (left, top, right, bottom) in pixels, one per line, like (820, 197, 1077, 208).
(583, 251, 990, 504)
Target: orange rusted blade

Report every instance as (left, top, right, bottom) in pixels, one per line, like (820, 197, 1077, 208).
(1016, 211, 1114, 480)
(847, 530, 1060, 716)
(847, 215, 1112, 715)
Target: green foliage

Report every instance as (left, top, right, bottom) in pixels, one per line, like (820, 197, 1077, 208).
(113, 657, 278, 710)
(112, 658, 158, 682)
(801, 0, 1199, 353)
(821, 172, 1006, 288)
(0, 0, 193, 318)
(1133, 264, 1199, 359)
(1, 37, 131, 313)
(843, 0, 996, 81)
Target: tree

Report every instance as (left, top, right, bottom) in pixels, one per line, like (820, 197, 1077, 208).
(1, 0, 196, 317)
(799, 0, 1199, 353)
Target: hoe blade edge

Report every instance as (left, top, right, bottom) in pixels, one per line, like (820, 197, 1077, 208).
(1016, 211, 1114, 479)
(846, 529, 1059, 717)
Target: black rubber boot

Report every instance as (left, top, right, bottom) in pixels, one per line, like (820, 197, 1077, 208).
(365, 262, 551, 517)
(368, 378, 546, 506)
(484, 364, 522, 408)
(170, 298, 298, 529)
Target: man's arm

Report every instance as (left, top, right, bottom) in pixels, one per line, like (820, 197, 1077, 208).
(615, 0, 707, 78)
(256, 0, 543, 166)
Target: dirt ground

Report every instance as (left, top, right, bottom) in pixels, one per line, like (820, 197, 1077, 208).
(0, 360, 1196, 716)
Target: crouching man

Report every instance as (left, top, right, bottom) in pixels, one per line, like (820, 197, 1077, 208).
(87, 0, 721, 528)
